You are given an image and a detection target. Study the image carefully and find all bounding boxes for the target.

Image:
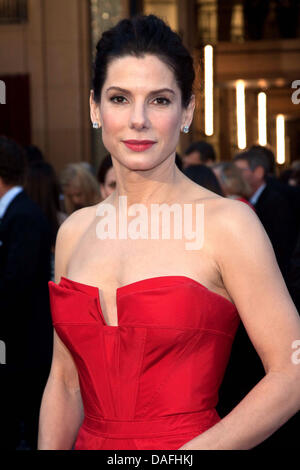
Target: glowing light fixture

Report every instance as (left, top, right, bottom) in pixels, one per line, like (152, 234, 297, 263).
(236, 80, 246, 149)
(276, 114, 285, 164)
(204, 45, 213, 136)
(258, 92, 267, 146)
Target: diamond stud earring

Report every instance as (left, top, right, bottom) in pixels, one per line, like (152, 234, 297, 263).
(93, 122, 100, 129)
(182, 125, 189, 134)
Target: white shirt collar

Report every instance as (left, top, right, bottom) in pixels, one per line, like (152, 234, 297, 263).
(249, 182, 267, 206)
(0, 186, 23, 218)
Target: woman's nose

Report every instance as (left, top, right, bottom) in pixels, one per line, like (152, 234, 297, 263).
(129, 102, 149, 130)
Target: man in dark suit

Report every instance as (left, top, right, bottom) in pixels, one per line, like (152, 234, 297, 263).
(0, 136, 53, 449)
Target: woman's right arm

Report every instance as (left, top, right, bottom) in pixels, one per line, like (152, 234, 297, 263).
(38, 331, 84, 449)
(38, 209, 91, 449)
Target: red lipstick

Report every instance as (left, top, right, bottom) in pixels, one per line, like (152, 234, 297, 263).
(123, 140, 156, 152)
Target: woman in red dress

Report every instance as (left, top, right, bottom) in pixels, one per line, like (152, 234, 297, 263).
(38, 15, 300, 450)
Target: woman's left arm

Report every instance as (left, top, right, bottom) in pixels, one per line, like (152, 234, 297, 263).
(179, 199, 300, 450)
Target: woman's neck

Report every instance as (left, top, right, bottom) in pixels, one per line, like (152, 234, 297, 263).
(110, 159, 184, 208)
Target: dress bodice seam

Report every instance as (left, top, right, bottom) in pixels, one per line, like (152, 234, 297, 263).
(53, 322, 236, 339)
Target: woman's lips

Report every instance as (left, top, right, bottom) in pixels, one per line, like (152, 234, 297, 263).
(123, 140, 156, 152)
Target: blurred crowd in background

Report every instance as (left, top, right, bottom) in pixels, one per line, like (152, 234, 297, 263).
(0, 134, 300, 450)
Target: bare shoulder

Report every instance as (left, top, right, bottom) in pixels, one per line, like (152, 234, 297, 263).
(54, 205, 97, 283)
(56, 205, 96, 245)
(204, 198, 276, 274)
(209, 196, 259, 228)
(188, 186, 256, 231)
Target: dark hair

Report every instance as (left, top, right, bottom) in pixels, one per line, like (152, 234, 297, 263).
(248, 145, 275, 175)
(175, 152, 183, 171)
(92, 14, 195, 108)
(24, 145, 44, 165)
(184, 141, 216, 163)
(0, 136, 27, 185)
(278, 168, 294, 184)
(233, 149, 269, 178)
(97, 154, 113, 184)
(183, 164, 224, 196)
(24, 160, 61, 247)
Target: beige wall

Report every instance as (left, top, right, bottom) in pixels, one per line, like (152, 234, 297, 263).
(0, 0, 91, 172)
(215, 39, 300, 83)
(144, 0, 178, 31)
(0, 23, 28, 73)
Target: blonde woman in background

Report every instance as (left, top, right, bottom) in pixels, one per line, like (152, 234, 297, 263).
(212, 161, 255, 211)
(60, 163, 101, 215)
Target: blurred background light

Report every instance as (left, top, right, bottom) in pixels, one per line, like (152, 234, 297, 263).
(204, 44, 214, 136)
(236, 80, 246, 150)
(276, 114, 285, 164)
(258, 91, 267, 146)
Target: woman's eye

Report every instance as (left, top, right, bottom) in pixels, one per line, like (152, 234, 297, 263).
(110, 96, 127, 104)
(153, 97, 170, 105)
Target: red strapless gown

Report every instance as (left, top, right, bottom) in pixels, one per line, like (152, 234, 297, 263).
(48, 275, 240, 450)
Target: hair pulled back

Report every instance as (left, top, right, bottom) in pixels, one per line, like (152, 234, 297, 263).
(92, 15, 195, 108)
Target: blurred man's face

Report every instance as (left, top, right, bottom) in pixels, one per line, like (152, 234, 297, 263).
(182, 151, 201, 169)
(234, 159, 254, 187)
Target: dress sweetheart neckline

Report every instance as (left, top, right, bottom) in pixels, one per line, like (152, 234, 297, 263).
(59, 274, 235, 309)
(51, 275, 237, 328)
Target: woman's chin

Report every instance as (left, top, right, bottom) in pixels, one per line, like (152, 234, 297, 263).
(117, 155, 163, 171)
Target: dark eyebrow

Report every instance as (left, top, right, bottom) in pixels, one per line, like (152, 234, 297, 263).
(106, 86, 176, 96)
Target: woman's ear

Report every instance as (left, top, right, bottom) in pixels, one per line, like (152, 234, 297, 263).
(181, 94, 195, 130)
(90, 90, 102, 128)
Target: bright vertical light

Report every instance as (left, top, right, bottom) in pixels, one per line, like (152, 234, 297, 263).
(204, 45, 213, 136)
(236, 80, 246, 149)
(276, 114, 285, 164)
(258, 92, 267, 146)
